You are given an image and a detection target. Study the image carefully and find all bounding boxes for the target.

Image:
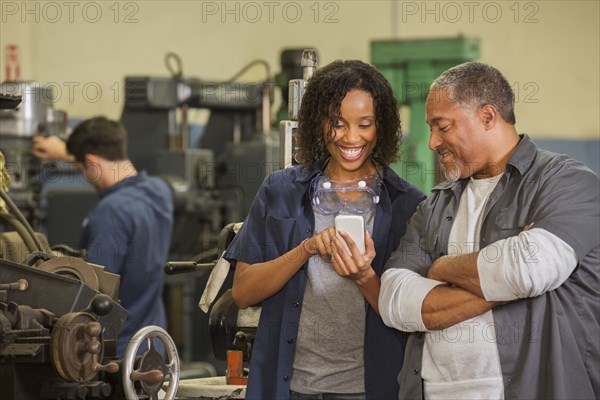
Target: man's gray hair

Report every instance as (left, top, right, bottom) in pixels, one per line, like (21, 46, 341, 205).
(431, 62, 516, 125)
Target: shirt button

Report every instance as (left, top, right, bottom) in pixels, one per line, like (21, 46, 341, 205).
(306, 229, 312, 234)
(414, 369, 420, 375)
(287, 338, 295, 344)
(446, 216, 453, 221)
(283, 375, 289, 381)
(292, 301, 300, 308)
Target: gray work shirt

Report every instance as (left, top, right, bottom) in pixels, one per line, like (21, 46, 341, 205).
(384, 134, 599, 399)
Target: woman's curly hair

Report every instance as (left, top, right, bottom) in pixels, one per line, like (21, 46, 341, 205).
(296, 59, 401, 169)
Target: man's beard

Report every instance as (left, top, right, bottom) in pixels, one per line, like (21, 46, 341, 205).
(441, 161, 461, 182)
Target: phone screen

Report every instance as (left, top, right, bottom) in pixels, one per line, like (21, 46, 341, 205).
(334, 215, 365, 255)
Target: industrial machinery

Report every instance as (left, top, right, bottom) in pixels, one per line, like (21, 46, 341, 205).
(0, 49, 314, 397)
(0, 81, 69, 229)
(164, 223, 260, 391)
(0, 251, 182, 400)
(0, 49, 310, 258)
(279, 49, 317, 168)
(120, 69, 273, 260)
(162, 48, 318, 399)
(121, 49, 313, 260)
(0, 93, 181, 400)
(0, 179, 181, 400)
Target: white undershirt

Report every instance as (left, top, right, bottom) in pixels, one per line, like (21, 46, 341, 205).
(422, 175, 504, 399)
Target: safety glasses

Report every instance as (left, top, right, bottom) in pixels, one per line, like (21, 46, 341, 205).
(312, 174, 381, 215)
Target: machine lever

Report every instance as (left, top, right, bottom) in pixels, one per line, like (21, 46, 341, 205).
(0, 279, 28, 291)
(130, 369, 164, 384)
(95, 362, 120, 374)
(164, 261, 216, 275)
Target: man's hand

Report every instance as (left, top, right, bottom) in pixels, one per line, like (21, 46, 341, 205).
(427, 253, 485, 298)
(429, 223, 537, 298)
(422, 284, 500, 330)
(31, 135, 73, 162)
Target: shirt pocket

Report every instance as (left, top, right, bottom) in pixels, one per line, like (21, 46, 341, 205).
(264, 215, 297, 260)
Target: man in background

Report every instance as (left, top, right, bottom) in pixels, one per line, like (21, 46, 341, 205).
(33, 116, 174, 357)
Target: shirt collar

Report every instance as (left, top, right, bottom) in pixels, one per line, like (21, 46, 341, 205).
(506, 133, 537, 176)
(100, 170, 146, 198)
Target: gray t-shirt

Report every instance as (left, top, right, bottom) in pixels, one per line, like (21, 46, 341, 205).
(291, 203, 375, 394)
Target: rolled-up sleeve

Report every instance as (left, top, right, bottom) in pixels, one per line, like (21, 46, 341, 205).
(380, 200, 441, 332)
(479, 158, 598, 302)
(380, 269, 443, 332)
(478, 228, 577, 301)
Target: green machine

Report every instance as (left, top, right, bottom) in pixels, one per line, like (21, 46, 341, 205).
(371, 37, 480, 193)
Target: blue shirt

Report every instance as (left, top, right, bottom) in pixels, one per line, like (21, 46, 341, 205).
(224, 161, 425, 400)
(81, 171, 173, 356)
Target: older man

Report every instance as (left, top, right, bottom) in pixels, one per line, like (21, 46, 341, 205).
(379, 62, 599, 399)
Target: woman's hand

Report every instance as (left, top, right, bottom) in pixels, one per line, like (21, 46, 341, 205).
(331, 230, 376, 283)
(304, 226, 337, 260)
(304, 228, 381, 313)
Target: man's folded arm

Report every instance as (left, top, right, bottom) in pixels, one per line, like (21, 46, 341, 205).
(380, 269, 500, 331)
(428, 228, 578, 302)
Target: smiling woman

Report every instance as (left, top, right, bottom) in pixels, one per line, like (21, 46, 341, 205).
(223, 59, 426, 400)
(324, 89, 377, 180)
(296, 60, 402, 177)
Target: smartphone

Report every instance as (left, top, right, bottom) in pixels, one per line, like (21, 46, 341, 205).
(335, 215, 365, 255)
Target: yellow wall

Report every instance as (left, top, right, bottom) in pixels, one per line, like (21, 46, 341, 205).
(1, 0, 598, 139)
